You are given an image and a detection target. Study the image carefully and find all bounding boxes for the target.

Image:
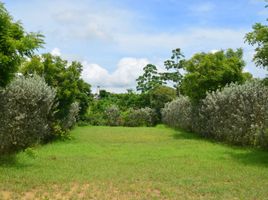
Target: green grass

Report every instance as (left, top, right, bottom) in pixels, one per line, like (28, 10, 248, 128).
(1, 125, 268, 199)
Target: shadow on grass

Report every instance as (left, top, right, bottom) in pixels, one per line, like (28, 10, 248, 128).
(172, 128, 202, 140)
(171, 126, 268, 167)
(0, 154, 30, 169)
(227, 149, 268, 168)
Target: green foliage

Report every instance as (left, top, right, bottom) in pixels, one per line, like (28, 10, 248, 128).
(104, 105, 121, 126)
(245, 23, 268, 70)
(0, 3, 44, 87)
(149, 85, 176, 117)
(162, 80, 268, 148)
(76, 80, 92, 120)
(180, 49, 251, 102)
(61, 102, 80, 131)
(160, 48, 185, 89)
(162, 96, 192, 131)
(85, 112, 106, 126)
(136, 64, 163, 93)
(84, 90, 157, 127)
(0, 75, 56, 154)
(99, 89, 111, 99)
(89, 90, 150, 114)
(20, 54, 92, 135)
(198, 80, 268, 147)
(122, 107, 157, 127)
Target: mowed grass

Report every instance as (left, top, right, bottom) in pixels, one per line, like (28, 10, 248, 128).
(1, 126, 268, 199)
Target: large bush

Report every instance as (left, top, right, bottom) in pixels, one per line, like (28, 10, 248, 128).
(149, 85, 176, 120)
(162, 80, 268, 148)
(199, 80, 268, 147)
(123, 107, 157, 127)
(0, 75, 56, 154)
(161, 96, 192, 130)
(104, 105, 121, 126)
(61, 102, 80, 131)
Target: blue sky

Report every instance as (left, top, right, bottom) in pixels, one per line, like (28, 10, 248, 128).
(3, 0, 268, 92)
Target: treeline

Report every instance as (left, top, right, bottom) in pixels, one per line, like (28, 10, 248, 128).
(0, 3, 92, 155)
(162, 81, 268, 148)
(1, 1, 268, 155)
(83, 86, 176, 126)
(161, 7, 268, 148)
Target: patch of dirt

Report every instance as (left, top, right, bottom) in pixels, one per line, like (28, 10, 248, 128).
(1, 191, 12, 200)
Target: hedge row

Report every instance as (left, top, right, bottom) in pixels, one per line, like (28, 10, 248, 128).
(162, 80, 268, 148)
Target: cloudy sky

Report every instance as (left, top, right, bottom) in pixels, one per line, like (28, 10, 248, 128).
(4, 0, 268, 92)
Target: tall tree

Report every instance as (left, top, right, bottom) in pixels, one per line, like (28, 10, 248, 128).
(136, 64, 162, 93)
(0, 3, 44, 87)
(180, 49, 252, 102)
(245, 1, 268, 73)
(160, 48, 185, 89)
(20, 54, 92, 120)
(245, 23, 268, 70)
(149, 85, 176, 120)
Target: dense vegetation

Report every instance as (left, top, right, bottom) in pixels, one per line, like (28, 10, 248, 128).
(162, 80, 268, 148)
(0, 3, 43, 87)
(1, 1, 268, 155)
(161, 5, 268, 148)
(0, 75, 56, 154)
(84, 85, 176, 126)
(0, 3, 91, 154)
(0, 0, 267, 161)
(0, 1, 268, 199)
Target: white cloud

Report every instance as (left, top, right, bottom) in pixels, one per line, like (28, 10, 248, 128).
(50, 2, 137, 42)
(9, 0, 265, 88)
(189, 2, 215, 13)
(116, 27, 248, 55)
(81, 57, 149, 93)
(51, 48, 61, 56)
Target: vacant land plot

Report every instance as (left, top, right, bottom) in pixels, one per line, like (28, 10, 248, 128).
(0, 126, 268, 199)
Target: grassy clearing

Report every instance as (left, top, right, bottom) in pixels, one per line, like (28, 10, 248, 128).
(1, 125, 268, 199)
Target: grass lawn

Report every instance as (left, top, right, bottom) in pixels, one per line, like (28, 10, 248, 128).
(1, 125, 268, 199)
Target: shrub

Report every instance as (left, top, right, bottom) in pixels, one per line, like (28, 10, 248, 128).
(161, 96, 192, 130)
(61, 102, 80, 130)
(162, 80, 268, 148)
(149, 85, 177, 120)
(85, 112, 106, 126)
(123, 107, 157, 127)
(0, 75, 56, 154)
(199, 80, 268, 147)
(46, 102, 80, 140)
(104, 105, 121, 126)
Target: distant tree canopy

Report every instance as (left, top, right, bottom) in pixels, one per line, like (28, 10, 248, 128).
(149, 85, 176, 117)
(160, 48, 185, 90)
(0, 3, 44, 87)
(136, 64, 163, 93)
(245, 3, 268, 85)
(180, 49, 252, 102)
(20, 54, 92, 119)
(245, 21, 268, 71)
